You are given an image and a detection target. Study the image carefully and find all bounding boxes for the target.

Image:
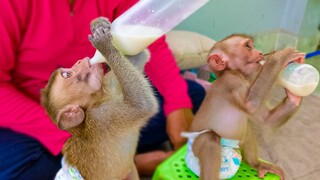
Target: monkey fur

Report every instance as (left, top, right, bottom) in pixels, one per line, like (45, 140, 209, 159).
(41, 17, 158, 180)
(189, 34, 305, 180)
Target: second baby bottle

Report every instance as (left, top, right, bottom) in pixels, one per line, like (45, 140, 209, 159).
(278, 62, 319, 96)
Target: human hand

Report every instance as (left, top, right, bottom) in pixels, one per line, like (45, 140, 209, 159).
(166, 108, 193, 150)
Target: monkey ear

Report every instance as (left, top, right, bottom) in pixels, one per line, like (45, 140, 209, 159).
(208, 54, 226, 71)
(56, 105, 85, 130)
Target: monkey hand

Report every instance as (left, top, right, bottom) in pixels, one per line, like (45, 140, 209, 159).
(166, 108, 193, 150)
(285, 89, 302, 106)
(271, 48, 305, 68)
(257, 162, 285, 180)
(89, 17, 113, 55)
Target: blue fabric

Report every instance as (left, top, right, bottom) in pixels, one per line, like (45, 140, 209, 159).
(306, 50, 320, 59)
(0, 128, 62, 180)
(137, 79, 206, 152)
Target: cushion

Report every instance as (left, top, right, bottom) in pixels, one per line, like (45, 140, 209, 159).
(166, 30, 216, 70)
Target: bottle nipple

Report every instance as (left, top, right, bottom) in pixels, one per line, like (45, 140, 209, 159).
(89, 50, 106, 65)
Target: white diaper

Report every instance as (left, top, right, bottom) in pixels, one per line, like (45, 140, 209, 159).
(182, 130, 242, 179)
(55, 156, 83, 180)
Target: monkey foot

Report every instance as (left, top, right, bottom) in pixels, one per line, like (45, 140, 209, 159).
(257, 163, 285, 180)
(135, 150, 173, 176)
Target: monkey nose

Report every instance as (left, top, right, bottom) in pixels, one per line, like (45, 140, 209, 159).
(72, 59, 90, 69)
(76, 73, 88, 81)
(72, 60, 83, 68)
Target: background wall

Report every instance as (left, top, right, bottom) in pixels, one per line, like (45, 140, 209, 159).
(298, 0, 320, 52)
(174, 0, 320, 53)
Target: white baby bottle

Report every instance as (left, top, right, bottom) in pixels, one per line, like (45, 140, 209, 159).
(278, 62, 319, 96)
(90, 0, 209, 64)
(110, 0, 209, 55)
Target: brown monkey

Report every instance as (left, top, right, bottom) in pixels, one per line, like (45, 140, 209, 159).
(41, 18, 158, 180)
(183, 34, 305, 180)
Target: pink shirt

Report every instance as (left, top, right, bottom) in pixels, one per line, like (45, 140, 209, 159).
(0, 0, 192, 155)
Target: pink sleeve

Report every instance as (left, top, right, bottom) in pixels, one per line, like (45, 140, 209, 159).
(112, 0, 138, 20)
(145, 36, 193, 116)
(0, 0, 69, 155)
(112, 0, 193, 116)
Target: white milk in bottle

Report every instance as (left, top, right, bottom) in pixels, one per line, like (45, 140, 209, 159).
(278, 62, 319, 96)
(109, 0, 209, 55)
(111, 25, 164, 55)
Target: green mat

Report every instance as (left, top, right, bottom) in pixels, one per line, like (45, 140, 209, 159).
(152, 145, 280, 180)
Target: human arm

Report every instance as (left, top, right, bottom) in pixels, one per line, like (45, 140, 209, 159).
(166, 108, 193, 150)
(145, 37, 193, 150)
(0, 0, 69, 155)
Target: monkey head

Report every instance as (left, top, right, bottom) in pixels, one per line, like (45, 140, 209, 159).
(41, 57, 104, 130)
(207, 34, 263, 76)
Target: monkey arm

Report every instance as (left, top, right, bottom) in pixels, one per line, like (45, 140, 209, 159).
(247, 48, 304, 113)
(246, 59, 283, 113)
(105, 49, 158, 115)
(253, 97, 299, 128)
(89, 18, 158, 118)
(224, 72, 260, 113)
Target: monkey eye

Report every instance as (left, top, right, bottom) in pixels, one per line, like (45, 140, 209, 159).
(245, 43, 252, 49)
(61, 71, 73, 78)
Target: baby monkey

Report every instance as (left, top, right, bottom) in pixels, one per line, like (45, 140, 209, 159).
(183, 34, 304, 180)
(41, 18, 158, 179)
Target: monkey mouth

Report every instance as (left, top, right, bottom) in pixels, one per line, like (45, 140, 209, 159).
(257, 60, 266, 65)
(86, 58, 103, 70)
(86, 58, 95, 68)
(83, 58, 105, 78)
(256, 56, 265, 64)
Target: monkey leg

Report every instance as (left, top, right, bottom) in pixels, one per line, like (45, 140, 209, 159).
(123, 164, 139, 180)
(192, 131, 221, 180)
(256, 161, 285, 180)
(241, 123, 259, 167)
(241, 123, 285, 180)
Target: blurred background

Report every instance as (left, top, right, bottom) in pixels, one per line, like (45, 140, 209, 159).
(175, 0, 320, 94)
